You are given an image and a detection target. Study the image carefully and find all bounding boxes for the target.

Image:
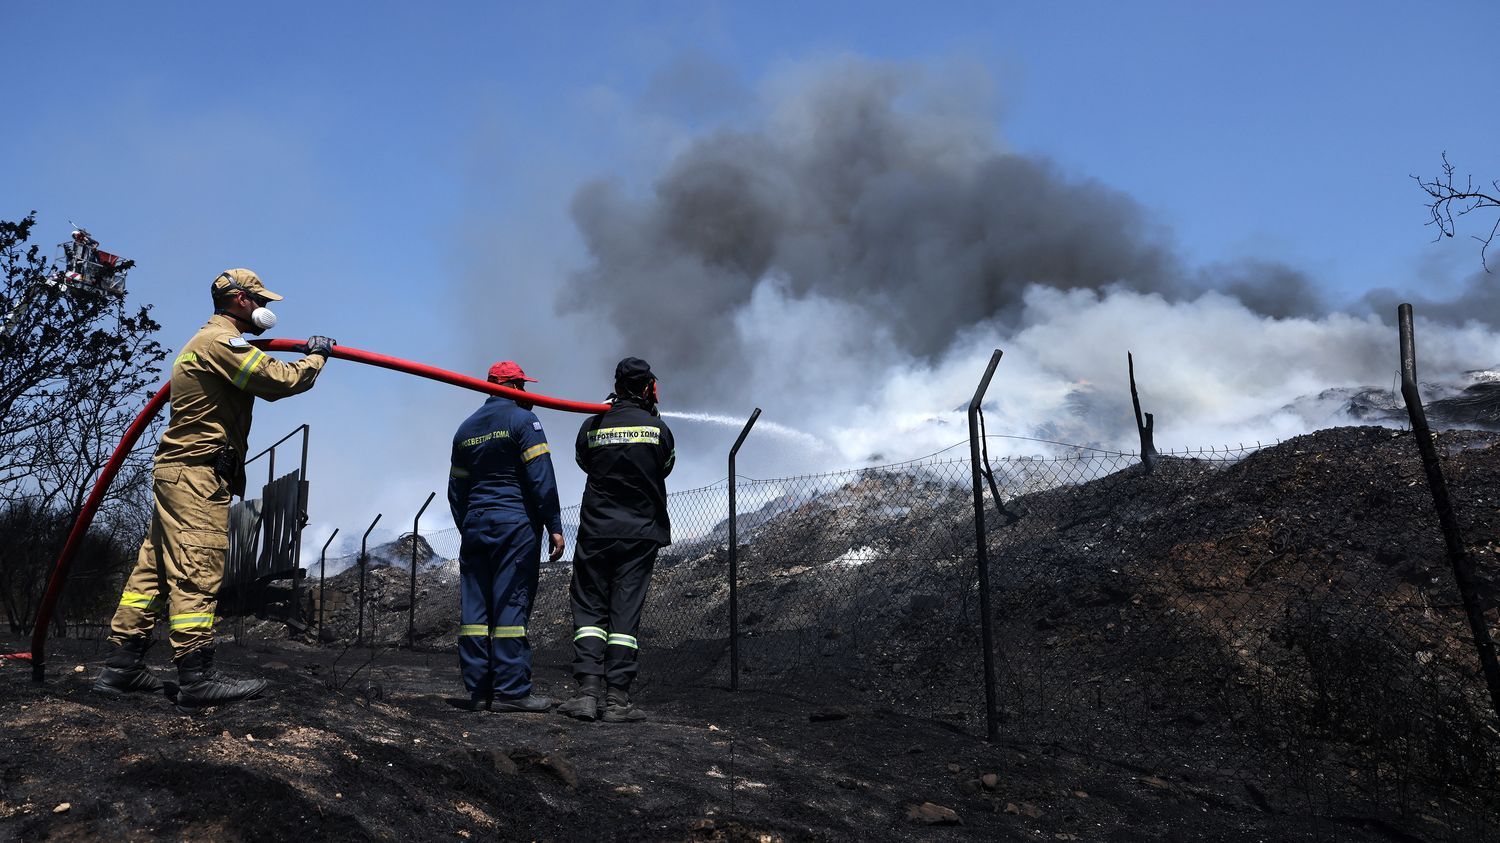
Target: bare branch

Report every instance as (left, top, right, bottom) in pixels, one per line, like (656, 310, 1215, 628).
(1414, 152, 1500, 272)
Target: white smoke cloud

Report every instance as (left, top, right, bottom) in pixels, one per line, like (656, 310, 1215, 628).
(556, 54, 1500, 484)
(397, 51, 1500, 544)
(664, 279, 1500, 482)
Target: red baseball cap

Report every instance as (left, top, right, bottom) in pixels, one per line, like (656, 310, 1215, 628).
(487, 360, 537, 383)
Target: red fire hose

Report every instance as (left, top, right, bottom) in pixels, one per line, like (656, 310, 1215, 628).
(18, 340, 609, 679)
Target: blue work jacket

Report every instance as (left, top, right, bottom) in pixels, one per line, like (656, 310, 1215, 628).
(449, 395, 563, 535)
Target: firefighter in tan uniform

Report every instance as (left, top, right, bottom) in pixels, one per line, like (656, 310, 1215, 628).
(93, 269, 335, 710)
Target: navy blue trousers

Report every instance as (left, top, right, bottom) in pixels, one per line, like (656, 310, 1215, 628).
(458, 512, 540, 701)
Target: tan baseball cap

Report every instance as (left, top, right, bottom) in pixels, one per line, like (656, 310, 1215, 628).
(211, 268, 284, 302)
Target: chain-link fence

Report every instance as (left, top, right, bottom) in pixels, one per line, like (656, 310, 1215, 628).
(52, 404, 1500, 838)
(305, 482, 740, 696)
(292, 422, 1499, 837)
(973, 429, 1499, 836)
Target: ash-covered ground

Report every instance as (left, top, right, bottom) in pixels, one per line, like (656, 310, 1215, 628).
(3, 425, 1498, 841)
(0, 637, 1431, 842)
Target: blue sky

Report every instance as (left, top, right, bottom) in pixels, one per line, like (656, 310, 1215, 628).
(5, 2, 1498, 552)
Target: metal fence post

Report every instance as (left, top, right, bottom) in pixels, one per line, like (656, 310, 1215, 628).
(728, 408, 761, 692)
(292, 425, 310, 622)
(1397, 304, 1500, 721)
(356, 513, 381, 646)
(318, 528, 339, 641)
(968, 349, 1003, 742)
(409, 492, 436, 648)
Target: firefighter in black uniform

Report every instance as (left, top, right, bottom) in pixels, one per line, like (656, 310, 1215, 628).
(557, 357, 674, 722)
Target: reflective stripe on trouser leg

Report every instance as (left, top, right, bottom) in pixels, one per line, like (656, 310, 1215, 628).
(109, 513, 170, 646)
(488, 519, 540, 699)
(109, 463, 229, 656)
(457, 618, 491, 703)
(458, 547, 494, 701)
(109, 511, 169, 645)
(569, 536, 658, 689)
(456, 628, 490, 700)
(603, 538, 658, 691)
(569, 550, 612, 680)
(118, 591, 167, 612)
(457, 513, 540, 701)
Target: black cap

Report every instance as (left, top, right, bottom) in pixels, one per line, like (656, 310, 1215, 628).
(614, 357, 655, 388)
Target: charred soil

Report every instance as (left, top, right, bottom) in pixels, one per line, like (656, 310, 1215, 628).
(4, 426, 1499, 840)
(0, 638, 1432, 841)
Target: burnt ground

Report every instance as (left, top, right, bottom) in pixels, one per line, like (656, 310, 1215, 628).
(0, 637, 1430, 842)
(4, 425, 1500, 840)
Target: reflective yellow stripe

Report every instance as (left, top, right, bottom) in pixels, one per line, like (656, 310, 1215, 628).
(607, 633, 639, 650)
(574, 626, 607, 642)
(450, 466, 470, 478)
(231, 348, 267, 389)
(174, 352, 198, 367)
(586, 426, 661, 447)
(119, 591, 165, 611)
(459, 624, 489, 637)
(459, 429, 509, 448)
(521, 443, 550, 462)
(170, 613, 214, 630)
(491, 626, 525, 638)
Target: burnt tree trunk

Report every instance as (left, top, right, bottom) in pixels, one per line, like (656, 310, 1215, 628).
(1129, 352, 1159, 474)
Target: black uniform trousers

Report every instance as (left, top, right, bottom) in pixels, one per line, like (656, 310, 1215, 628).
(569, 537, 658, 690)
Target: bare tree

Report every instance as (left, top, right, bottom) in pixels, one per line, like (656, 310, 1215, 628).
(26, 332, 164, 519)
(0, 214, 166, 632)
(1414, 153, 1500, 272)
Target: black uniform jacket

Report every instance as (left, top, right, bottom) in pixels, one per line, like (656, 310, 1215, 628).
(575, 397, 675, 545)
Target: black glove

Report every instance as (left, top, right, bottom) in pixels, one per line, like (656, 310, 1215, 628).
(303, 335, 336, 358)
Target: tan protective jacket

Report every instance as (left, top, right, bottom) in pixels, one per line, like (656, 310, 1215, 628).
(155, 314, 324, 495)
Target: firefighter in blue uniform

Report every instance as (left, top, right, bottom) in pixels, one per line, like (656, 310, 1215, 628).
(448, 360, 565, 712)
(557, 357, 675, 723)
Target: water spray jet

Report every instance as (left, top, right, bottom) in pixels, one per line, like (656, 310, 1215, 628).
(660, 411, 826, 450)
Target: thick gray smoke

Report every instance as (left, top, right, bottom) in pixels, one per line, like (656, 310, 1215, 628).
(547, 55, 1500, 485)
(1363, 267, 1500, 329)
(562, 57, 1327, 400)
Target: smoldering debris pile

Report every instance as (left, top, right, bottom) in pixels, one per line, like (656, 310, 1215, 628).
(702, 425, 1500, 829)
(279, 425, 1498, 831)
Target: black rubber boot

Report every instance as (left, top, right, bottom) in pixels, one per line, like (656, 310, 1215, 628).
(490, 694, 556, 713)
(174, 648, 267, 712)
(556, 676, 604, 721)
(601, 685, 647, 723)
(92, 637, 164, 696)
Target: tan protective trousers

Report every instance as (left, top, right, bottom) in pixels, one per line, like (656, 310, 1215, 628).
(108, 462, 231, 657)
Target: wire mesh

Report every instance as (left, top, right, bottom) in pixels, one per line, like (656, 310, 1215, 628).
(973, 429, 1500, 837)
(728, 457, 981, 718)
(72, 421, 1500, 839)
(333, 484, 740, 695)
